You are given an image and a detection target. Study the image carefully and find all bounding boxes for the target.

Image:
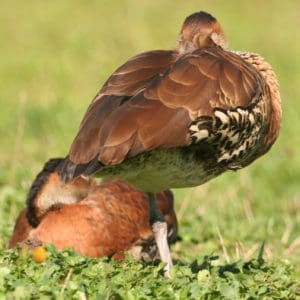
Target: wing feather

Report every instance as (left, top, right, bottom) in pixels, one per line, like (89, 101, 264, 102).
(69, 50, 175, 164)
(68, 47, 263, 170)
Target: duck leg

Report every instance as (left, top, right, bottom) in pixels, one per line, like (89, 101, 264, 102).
(147, 192, 173, 277)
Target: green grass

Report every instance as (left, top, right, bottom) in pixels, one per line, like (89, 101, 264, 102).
(0, 0, 299, 298)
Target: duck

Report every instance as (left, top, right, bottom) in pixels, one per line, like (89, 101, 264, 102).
(9, 158, 178, 261)
(57, 11, 282, 276)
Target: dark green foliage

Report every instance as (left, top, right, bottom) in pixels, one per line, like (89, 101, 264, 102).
(0, 245, 299, 299)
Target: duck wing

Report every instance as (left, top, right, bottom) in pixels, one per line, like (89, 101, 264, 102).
(62, 48, 265, 179)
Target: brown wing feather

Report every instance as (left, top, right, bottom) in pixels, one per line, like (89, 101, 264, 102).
(145, 48, 262, 115)
(100, 50, 176, 95)
(97, 99, 190, 164)
(69, 47, 263, 168)
(69, 50, 175, 164)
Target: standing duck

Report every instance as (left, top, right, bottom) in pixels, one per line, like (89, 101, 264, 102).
(57, 12, 282, 276)
(9, 158, 178, 261)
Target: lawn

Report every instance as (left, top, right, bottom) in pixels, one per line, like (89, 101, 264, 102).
(0, 0, 299, 298)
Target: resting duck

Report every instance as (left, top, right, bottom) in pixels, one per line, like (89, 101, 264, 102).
(9, 158, 177, 261)
(57, 12, 282, 275)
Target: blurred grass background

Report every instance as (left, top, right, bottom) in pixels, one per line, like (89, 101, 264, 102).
(0, 0, 299, 271)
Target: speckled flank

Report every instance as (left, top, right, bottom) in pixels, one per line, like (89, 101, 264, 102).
(189, 94, 269, 170)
